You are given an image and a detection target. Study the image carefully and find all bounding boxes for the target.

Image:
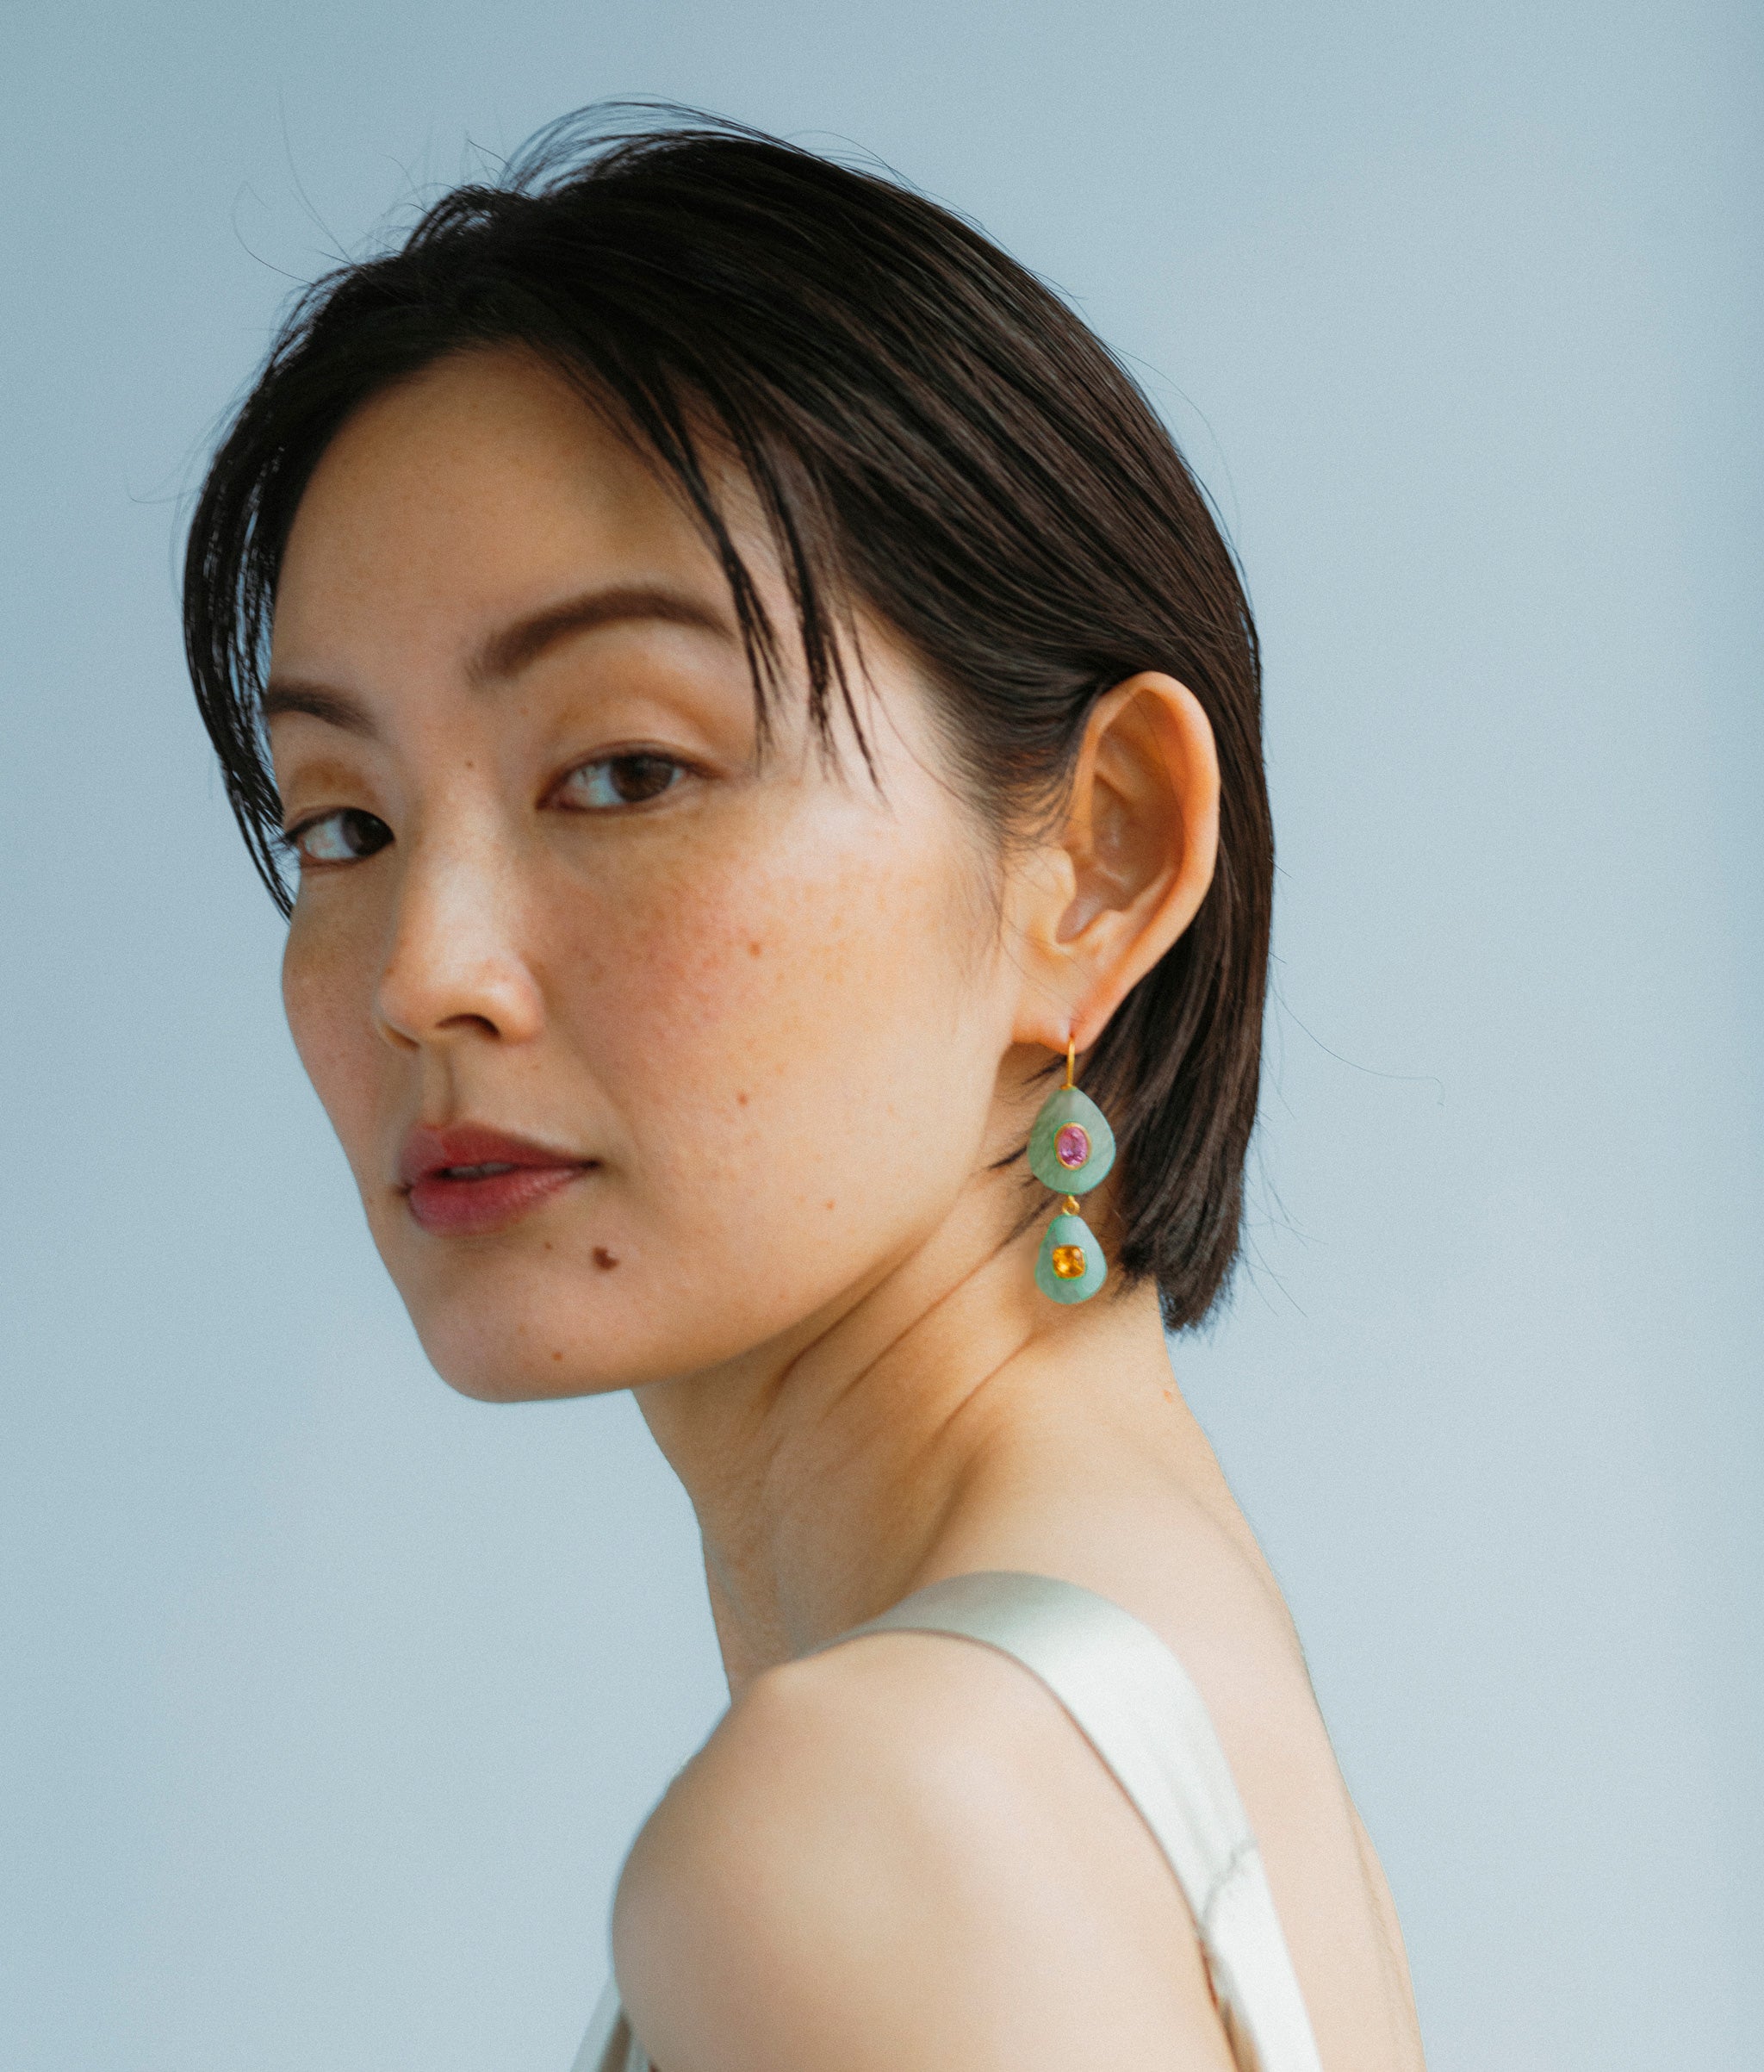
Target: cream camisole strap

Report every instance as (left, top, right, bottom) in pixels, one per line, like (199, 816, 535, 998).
(570, 1570, 1325, 2072)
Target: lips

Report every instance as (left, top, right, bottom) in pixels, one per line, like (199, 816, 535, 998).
(398, 1123, 594, 1237)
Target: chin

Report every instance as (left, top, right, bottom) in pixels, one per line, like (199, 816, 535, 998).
(371, 1198, 862, 1404)
(405, 1287, 652, 1403)
(418, 1327, 648, 1404)
(386, 1246, 752, 1404)
(436, 1364, 594, 1405)
(363, 1204, 643, 1401)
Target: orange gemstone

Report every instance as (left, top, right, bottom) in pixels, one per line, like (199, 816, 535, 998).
(1052, 1243, 1087, 1279)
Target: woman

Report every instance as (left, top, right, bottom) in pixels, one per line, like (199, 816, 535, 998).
(185, 110, 1426, 2071)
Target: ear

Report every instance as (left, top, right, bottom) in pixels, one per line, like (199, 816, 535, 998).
(1011, 673, 1221, 1055)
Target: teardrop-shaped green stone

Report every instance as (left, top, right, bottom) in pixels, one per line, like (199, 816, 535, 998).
(1028, 1084, 1115, 1195)
(1034, 1210, 1108, 1304)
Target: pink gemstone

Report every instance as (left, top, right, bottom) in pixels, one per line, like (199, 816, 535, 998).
(1055, 1123, 1090, 1169)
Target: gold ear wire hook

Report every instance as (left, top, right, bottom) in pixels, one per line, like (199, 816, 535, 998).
(1064, 1034, 1076, 1089)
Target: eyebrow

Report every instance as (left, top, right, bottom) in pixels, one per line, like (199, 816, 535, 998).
(259, 681, 377, 733)
(469, 582, 734, 686)
(260, 582, 735, 734)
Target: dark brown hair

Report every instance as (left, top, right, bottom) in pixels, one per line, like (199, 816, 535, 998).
(183, 106, 1273, 1329)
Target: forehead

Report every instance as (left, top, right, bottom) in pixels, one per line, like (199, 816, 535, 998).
(270, 349, 729, 675)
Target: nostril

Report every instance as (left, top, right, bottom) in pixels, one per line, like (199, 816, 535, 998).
(374, 931, 545, 1048)
(375, 1017, 424, 1054)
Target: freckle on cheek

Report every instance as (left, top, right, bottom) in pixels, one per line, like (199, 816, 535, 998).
(736, 1091, 749, 1107)
(823, 1199, 835, 1211)
(747, 940, 763, 957)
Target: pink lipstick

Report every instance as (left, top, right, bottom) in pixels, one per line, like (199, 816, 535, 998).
(398, 1123, 593, 1237)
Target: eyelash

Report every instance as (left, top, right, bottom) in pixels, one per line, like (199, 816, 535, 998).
(550, 749, 695, 812)
(280, 807, 392, 868)
(279, 751, 696, 868)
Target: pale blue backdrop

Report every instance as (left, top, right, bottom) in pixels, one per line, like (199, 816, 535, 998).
(2, 3, 1758, 2068)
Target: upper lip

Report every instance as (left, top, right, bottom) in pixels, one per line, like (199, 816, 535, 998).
(397, 1123, 594, 1190)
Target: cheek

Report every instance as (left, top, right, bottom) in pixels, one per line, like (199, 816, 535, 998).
(559, 802, 996, 1249)
(281, 907, 384, 1179)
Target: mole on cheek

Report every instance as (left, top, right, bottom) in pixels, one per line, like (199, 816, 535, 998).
(593, 1247, 619, 1271)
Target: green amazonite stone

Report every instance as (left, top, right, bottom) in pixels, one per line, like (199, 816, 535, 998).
(1034, 1210, 1108, 1304)
(1027, 1084, 1115, 1195)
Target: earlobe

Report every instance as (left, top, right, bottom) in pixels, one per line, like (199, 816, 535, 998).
(1012, 672, 1221, 1055)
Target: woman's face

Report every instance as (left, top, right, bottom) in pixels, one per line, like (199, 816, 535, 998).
(267, 348, 1028, 1401)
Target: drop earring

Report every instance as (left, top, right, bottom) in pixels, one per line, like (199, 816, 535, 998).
(1029, 1035, 1115, 1303)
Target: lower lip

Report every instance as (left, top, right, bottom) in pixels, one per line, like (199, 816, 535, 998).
(405, 1165, 587, 1237)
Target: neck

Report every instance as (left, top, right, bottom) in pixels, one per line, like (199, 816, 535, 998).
(630, 1185, 1183, 1696)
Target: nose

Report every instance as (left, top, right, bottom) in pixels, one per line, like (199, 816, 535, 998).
(374, 818, 544, 1054)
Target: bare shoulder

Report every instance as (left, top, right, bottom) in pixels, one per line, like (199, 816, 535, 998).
(611, 1502, 1426, 2072)
(612, 1624, 1237, 2072)
(1096, 1490, 1429, 2072)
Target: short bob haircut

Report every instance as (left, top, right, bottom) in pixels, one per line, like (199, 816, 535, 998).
(183, 106, 1273, 1332)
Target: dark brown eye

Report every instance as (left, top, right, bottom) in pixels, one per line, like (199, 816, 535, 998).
(289, 808, 393, 865)
(558, 753, 686, 811)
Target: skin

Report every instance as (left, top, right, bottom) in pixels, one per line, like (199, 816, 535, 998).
(268, 345, 1426, 2069)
